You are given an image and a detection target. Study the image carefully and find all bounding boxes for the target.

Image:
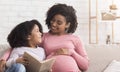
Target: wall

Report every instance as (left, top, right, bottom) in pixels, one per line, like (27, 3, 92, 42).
(0, 0, 120, 45)
(97, 0, 120, 44)
(90, 0, 120, 44)
(0, 0, 89, 44)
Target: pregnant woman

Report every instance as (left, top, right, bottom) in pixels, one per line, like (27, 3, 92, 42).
(40, 3, 89, 72)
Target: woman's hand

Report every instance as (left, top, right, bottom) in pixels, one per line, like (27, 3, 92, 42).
(55, 48, 68, 55)
(16, 57, 28, 66)
(0, 59, 6, 72)
(55, 48, 75, 56)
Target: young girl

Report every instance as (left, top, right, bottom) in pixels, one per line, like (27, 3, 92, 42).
(5, 20, 46, 72)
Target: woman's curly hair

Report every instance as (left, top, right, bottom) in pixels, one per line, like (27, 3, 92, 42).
(46, 3, 78, 33)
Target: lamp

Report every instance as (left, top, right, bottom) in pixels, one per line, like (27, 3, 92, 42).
(109, 0, 117, 10)
(109, 4, 117, 10)
(101, 0, 117, 20)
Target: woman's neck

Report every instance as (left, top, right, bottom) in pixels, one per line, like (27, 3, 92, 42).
(49, 31, 67, 36)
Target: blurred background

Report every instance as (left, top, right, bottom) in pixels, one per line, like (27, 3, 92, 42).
(0, 0, 120, 45)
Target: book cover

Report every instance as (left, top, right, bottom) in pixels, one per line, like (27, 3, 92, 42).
(23, 52, 55, 72)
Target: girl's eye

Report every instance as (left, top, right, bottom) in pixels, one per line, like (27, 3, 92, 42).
(36, 29, 39, 32)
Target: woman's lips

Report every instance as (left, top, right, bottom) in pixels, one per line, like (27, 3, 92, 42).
(51, 27, 57, 30)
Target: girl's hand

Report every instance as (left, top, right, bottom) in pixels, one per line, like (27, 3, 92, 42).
(16, 57, 28, 65)
(0, 59, 6, 72)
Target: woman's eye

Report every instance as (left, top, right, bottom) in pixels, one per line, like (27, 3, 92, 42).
(50, 19, 63, 25)
(50, 21, 53, 24)
(57, 21, 62, 25)
(51, 19, 55, 23)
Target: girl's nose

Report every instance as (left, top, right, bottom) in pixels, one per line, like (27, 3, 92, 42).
(39, 32, 42, 36)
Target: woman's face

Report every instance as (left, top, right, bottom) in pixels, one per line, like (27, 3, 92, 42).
(50, 14, 69, 35)
(28, 24, 42, 47)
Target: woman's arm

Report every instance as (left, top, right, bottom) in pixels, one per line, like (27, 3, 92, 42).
(0, 48, 12, 61)
(0, 60, 6, 72)
(0, 48, 12, 72)
(71, 50, 89, 71)
(71, 36, 89, 71)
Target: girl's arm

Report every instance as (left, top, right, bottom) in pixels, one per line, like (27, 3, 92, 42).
(6, 49, 20, 67)
(6, 49, 27, 67)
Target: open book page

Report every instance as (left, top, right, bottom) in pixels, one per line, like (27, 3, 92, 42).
(23, 52, 55, 72)
(103, 60, 120, 72)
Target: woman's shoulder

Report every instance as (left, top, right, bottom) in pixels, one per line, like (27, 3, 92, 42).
(67, 34, 83, 43)
(68, 34, 80, 39)
(43, 32, 50, 37)
(43, 32, 49, 35)
(42, 32, 80, 40)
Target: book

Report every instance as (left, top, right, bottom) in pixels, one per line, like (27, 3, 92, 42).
(103, 60, 120, 72)
(23, 52, 55, 72)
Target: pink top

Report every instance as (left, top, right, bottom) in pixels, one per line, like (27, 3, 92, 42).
(41, 33, 89, 72)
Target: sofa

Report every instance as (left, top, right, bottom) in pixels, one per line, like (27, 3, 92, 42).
(0, 44, 120, 72)
(85, 44, 120, 72)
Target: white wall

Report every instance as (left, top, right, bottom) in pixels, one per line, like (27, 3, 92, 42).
(97, 0, 120, 44)
(0, 0, 89, 44)
(90, 0, 120, 44)
(0, 0, 120, 45)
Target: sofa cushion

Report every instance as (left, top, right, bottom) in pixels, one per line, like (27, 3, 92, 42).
(85, 44, 120, 72)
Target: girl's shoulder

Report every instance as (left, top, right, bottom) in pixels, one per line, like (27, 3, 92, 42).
(37, 46, 44, 49)
(37, 47, 45, 51)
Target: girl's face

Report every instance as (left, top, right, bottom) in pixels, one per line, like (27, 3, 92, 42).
(28, 24, 42, 47)
(50, 14, 70, 35)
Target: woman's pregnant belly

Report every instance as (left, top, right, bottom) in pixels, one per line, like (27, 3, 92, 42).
(50, 55, 80, 72)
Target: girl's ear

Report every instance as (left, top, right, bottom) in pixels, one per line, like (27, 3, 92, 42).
(27, 35, 31, 40)
(66, 23, 70, 28)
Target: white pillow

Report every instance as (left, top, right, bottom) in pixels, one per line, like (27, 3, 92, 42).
(104, 60, 120, 72)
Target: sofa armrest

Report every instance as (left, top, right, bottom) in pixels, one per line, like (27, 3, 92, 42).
(85, 45, 120, 72)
